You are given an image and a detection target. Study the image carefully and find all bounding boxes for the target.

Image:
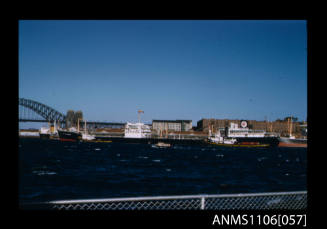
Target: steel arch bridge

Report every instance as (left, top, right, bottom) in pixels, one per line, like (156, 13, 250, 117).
(19, 98, 66, 123)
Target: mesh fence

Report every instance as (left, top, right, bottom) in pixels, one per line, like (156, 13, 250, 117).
(204, 192, 307, 210)
(21, 191, 306, 210)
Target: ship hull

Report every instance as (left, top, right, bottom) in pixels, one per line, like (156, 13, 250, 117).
(209, 142, 270, 147)
(58, 130, 82, 142)
(39, 133, 50, 139)
(234, 136, 280, 147)
(278, 137, 307, 148)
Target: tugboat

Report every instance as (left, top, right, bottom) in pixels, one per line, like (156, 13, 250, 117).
(81, 120, 96, 141)
(208, 121, 278, 147)
(39, 121, 59, 140)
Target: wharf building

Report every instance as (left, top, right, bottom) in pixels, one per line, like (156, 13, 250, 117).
(196, 119, 307, 137)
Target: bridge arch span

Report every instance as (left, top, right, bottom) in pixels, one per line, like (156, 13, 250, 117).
(19, 98, 66, 122)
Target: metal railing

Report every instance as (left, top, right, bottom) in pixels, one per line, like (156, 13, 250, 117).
(20, 191, 306, 210)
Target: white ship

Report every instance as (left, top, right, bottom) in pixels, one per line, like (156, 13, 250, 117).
(123, 110, 151, 139)
(94, 111, 152, 143)
(124, 122, 152, 138)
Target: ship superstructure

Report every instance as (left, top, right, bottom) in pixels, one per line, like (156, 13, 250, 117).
(124, 122, 152, 138)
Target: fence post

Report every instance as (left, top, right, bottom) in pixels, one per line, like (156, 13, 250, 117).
(200, 196, 205, 210)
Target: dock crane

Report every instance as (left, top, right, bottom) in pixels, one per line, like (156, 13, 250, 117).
(137, 110, 144, 123)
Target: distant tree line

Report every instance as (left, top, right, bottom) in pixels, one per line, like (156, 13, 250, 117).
(66, 110, 83, 128)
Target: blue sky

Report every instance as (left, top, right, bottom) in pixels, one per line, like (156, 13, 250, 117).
(19, 20, 307, 128)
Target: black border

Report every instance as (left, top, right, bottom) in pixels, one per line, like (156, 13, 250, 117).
(11, 13, 314, 228)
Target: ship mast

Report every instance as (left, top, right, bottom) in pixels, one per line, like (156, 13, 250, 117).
(159, 126, 162, 138)
(84, 119, 87, 135)
(290, 116, 293, 137)
(53, 120, 56, 133)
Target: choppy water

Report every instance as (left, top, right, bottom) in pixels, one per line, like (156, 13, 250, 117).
(19, 138, 307, 203)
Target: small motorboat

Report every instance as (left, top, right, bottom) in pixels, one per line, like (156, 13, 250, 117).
(152, 142, 171, 148)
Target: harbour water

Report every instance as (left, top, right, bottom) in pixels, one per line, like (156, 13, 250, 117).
(19, 138, 307, 203)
